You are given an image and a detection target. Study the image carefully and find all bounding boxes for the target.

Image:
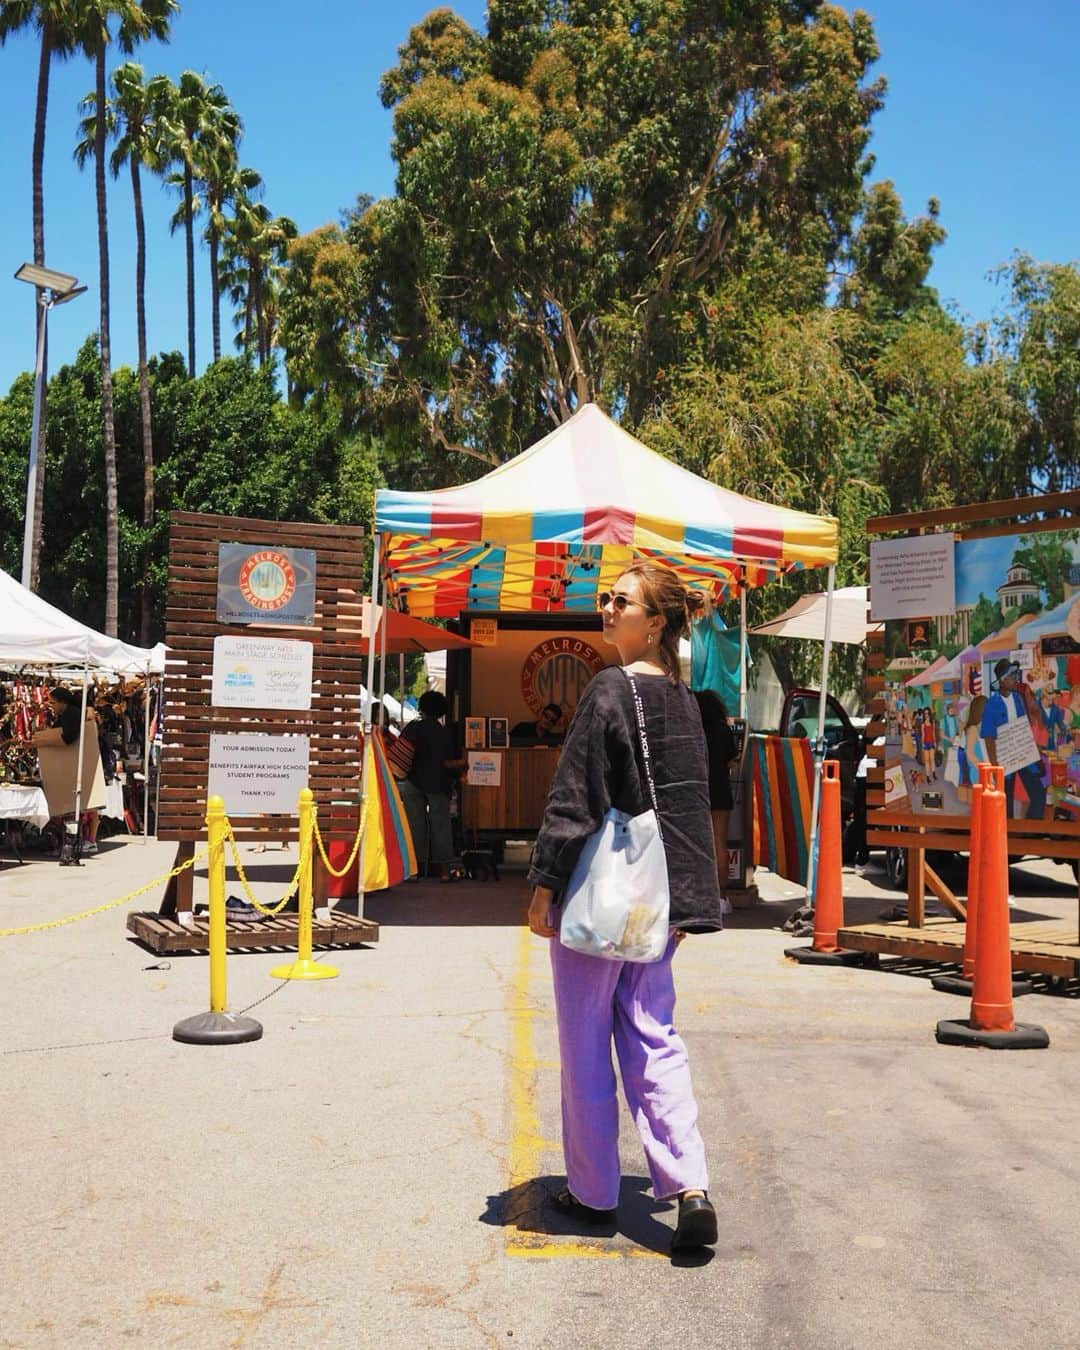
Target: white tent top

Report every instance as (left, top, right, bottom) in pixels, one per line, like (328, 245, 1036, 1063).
(0, 568, 165, 673)
(750, 586, 879, 646)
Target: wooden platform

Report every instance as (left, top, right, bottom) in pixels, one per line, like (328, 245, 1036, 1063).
(838, 917, 1080, 978)
(126, 909, 379, 955)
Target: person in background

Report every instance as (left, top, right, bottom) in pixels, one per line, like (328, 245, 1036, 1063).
(692, 689, 736, 900)
(981, 659, 1046, 819)
(919, 706, 937, 781)
(398, 690, 466, 880)
(510, 702, 564, 746)
(527, 562, 724, 1252)
(33, 687, 101, 854)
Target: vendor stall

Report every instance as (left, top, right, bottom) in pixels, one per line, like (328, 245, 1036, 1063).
(0, 568, 164, 859)
(365, 403, 839, 893)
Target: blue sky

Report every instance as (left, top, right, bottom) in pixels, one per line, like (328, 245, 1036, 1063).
(1, 0, 1078, 395)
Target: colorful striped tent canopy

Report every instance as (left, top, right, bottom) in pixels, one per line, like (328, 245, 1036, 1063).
(374, 403, 838, 617)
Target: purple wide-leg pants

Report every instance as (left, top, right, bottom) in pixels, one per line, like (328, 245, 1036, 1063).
(549, 934, 709, 1211)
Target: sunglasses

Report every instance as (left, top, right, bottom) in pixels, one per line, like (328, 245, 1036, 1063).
(597, 591, 657, 614)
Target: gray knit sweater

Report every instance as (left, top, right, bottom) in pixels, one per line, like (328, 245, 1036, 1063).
(527, 666, 725, 932)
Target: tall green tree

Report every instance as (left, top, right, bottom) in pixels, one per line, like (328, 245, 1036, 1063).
(996, 255, 1080, 493)
(159, 70, 231, 376)
(278, 1, 884, 469)
(0, 2, 80, 589)
(72, 0, 175, 635)
(220, 188, 297, 367)
(78, 62, 171, 640)
(191, 98, 243, 362)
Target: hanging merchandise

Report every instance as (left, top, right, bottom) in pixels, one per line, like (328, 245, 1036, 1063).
(691, 610, 744, 713)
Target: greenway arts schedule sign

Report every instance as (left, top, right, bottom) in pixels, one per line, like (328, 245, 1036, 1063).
(216, 543, 317, 626)
(207, 733, 310, 817)
(211, 635, 314, 710)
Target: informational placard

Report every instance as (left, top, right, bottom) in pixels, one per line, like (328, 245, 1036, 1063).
(208, 733, 310, 816)
(488, 717, 509, 749)
(217, 543, 317, 626)
(992, 717, 1041, 776)
(470, 618, 498, 647)
(467, 751, 502, 787)
(870, 534, 955, 621)
(465, 717, 486, 749)
(211, 635, 313, 710)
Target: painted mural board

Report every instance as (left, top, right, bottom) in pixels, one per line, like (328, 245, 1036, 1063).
(882, 526, 1080, 820)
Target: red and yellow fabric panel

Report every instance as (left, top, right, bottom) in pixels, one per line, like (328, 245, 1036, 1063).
(750, 734, 815, 887)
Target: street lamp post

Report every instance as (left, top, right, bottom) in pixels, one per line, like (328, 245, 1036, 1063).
(14, 263, 87, 589)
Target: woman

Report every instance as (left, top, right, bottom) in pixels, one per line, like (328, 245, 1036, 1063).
(693, 689, 736, 899)
(527, 562, 725, 1251)
(398, 690, 465, 880)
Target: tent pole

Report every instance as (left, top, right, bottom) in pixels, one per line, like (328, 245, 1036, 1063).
(354, 532, 384, 917)
(142, 659, 150, 845)
(739, 576, 748, 722)
(377, 584, 389, 718)
(398, 653, 405, 727)
(805, 565, 837, 905)
(70, 664, 90, 864)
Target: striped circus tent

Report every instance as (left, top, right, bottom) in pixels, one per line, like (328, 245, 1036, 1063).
(374, 403, 838, 615)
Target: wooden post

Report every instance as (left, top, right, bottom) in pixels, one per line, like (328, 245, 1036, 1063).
(160, 841, 195, 917)
(313, 850, 329, 910)
(907, 842, 926, 928)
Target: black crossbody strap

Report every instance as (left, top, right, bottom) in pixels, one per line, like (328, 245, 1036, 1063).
(623, 669, 663, 840)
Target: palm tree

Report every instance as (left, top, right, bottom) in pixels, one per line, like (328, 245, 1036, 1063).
(195, 110, 244, 363)
(221, 188, 297, 367)
(0, 3, 80, 590)
(72, 0, 175, 637)
(159, 72, 234, 376)
(79, 61, 170, 642)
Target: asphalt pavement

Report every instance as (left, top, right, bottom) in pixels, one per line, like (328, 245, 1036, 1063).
(1, 837, 1078, 1349)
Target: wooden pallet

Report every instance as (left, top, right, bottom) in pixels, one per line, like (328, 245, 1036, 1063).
(126, 909, 379, 955)
(837, 917, 1079, 978)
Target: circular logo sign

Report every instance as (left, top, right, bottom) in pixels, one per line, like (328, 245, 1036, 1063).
(521, 637, 606, 718)
(238, 551, 297, 613)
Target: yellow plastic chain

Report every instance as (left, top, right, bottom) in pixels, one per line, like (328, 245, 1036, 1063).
(223, 819, 308, 916)
(0, 846, 209, 938)
(311, 808, 365, 880)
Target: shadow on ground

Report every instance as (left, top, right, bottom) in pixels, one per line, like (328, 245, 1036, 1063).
(480, 1174, 714, 1266)
(365, 878, 527, 926)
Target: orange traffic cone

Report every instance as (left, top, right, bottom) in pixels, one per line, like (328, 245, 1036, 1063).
(933, 764, 1030, 997)
(936, 765, 1048, 1049)
(787, 760, 866, 966)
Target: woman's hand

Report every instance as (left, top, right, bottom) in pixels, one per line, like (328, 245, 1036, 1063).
(528, 886, 557, 938)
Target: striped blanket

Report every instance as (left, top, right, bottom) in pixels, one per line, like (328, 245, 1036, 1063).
(749, 734, 814, 886)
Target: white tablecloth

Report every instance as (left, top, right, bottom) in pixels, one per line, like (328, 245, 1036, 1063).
(0, 785, 51, 830)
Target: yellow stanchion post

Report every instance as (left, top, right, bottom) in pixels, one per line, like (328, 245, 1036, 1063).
(173, 796, 263, 1045)
(271, 788, 338, 981)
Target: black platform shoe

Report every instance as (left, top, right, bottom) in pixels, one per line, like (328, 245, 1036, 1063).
(671, 1191, 718, 1249)
(550, 1187, 617, 1226)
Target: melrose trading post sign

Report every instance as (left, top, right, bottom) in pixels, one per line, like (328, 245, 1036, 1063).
(210, 543, 318, 817)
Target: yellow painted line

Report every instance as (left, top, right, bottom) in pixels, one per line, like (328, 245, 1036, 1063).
(504, 927, 665, 1260)
(507, 1242, 663, 1260)
(507, 925, 544, 1193)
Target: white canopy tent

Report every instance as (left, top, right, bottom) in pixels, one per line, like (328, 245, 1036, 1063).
(0, 567, 164, 672)
(751, 586, 880, 646)
(0, 568, 165, 847)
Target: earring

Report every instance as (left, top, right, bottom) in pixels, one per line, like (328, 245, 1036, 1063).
(647, 633, 653, 645)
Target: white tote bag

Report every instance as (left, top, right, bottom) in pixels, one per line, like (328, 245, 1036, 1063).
(559, 671, 671, 963)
